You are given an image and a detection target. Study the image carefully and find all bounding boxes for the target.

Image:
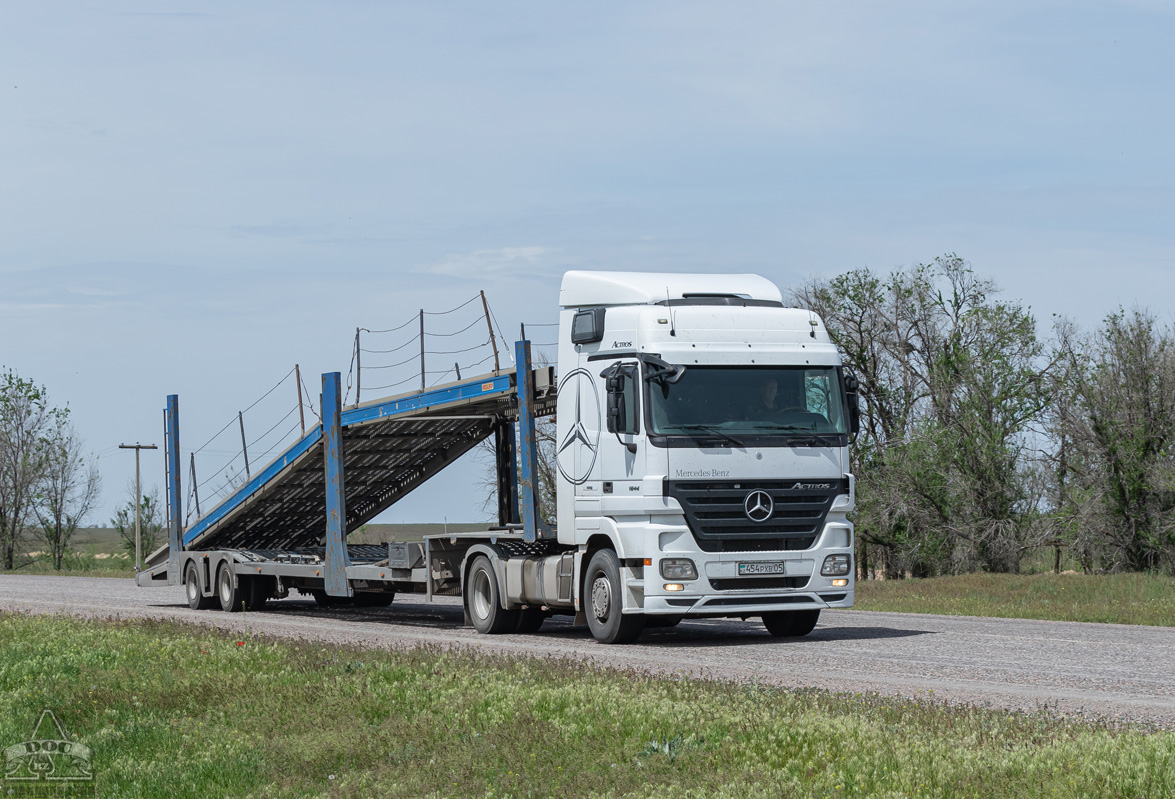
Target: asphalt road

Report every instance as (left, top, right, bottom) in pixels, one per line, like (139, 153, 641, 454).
(3, 574, 1174, 729)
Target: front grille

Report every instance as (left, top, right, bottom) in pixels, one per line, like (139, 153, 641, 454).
(709, 576, 809, 591)
(664, 478, 847, 552)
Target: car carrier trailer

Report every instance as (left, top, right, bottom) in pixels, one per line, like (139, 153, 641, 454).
(138, 271, 860, 644)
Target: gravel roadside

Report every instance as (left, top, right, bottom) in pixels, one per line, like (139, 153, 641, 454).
(3, 574, 1174, 729)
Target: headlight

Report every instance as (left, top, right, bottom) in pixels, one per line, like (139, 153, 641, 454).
(820, 554, 851, 577)
(659, 558, 698, 581)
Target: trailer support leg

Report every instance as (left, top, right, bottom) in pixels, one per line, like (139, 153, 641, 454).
(322, 372, 353, 597)
(515, 340, 553, 542)
(165, 394, 182, 586)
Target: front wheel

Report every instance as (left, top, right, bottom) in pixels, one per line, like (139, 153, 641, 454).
(465, 556, 519, 634)
(584, 550, 645, 645)
(763, 609, 820, 637)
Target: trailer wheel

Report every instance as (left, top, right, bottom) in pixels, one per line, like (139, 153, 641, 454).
(584, 549, 645, 645)
(185, 562, 216, 610)
(246, 576, 271, 611)
(762, 609, 820, 637)
(465, 556, 518, 634)
(310, 590, 350, 608)
(513, 608, 546, 634)
(217, 563, 248, 612)
(354, 592, 395, 607)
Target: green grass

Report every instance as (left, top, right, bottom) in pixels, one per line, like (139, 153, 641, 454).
(856, 572, 1175, 627)
(1, 614, 1173, 798)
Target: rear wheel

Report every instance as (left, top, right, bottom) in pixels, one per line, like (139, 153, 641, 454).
(465, 556, 519, 634)
(185, 562, 216, 610)
(762, 609, 820, 637)
(217, 563, 249, 612)
(584, 550, 645, 645)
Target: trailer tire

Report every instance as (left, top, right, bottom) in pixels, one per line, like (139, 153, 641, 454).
(310, 590, 350, 608)
(584, 549, 645, 645)
(762, 609, 820, 637)
(185, 562, 216, 610)
(465, 556, 518, 634)
(217, 563, 249, 612)
(246, 576, 271, 611)
(513, 608, 546, 634)
(354, 592, 395, 607)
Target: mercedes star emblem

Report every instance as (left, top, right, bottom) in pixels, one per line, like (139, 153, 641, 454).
(744, 490, 774, 523)
(555, 368, 600, 485)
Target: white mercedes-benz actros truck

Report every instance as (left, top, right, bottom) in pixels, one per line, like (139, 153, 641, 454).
(537, 271, 858, 642)
(139, 270, 859, 645)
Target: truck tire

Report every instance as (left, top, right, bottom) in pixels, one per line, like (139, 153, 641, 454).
(246, 576, 271, 611)
(514, 608, 547, 634)
(584, 549, 645, 645)
(185, 562, 216, 610)
(762, 609, 820, 637)
(354, 591, 395, 607)
(217, 563, 249, 612)
(465, 555, 519, 634)
(310, 590, 351, 608)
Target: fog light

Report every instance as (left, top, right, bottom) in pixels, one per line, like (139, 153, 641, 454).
(664, 583, 685, 592)
(821, 554, 851, 576)
(659, 558, 698, 581)
(832, 578, 848, 587)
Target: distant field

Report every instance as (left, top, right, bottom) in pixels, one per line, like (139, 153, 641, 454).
(7, 523, 493, 578)
(2, 613, 1173, 799)
(855, 571, 1175, 627)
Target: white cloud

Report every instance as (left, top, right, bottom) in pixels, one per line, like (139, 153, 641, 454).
(417, 246, 557, 280)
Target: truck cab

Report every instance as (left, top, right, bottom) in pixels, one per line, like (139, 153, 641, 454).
(551, 271, 858, 642)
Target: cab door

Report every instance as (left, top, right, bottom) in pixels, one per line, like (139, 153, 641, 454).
(598, 361, 644, 490)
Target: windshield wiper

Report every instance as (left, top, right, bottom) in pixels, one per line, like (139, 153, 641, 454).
(746, 422, 841, 447)
(670, 424, 745, 448)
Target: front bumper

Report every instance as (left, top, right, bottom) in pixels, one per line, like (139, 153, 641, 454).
(639, 588, 854, 616)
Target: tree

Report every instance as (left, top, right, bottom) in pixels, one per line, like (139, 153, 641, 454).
(0, 369, 63, 570)
(1051, 309, 1175, 572)
(111, 486, 165, 561)
(792, 256, 1052, 576)
(36, 420, 101, 570)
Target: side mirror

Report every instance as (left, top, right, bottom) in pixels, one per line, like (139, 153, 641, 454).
(844, 372, 860, 435)
(601, 365, 627, 434)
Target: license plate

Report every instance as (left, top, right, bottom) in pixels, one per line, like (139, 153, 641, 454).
(737, 561, 787, 576)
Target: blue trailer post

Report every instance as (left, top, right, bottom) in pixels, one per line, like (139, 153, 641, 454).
(322, 372, 353, 598)
(165, 394, 182, 586)
(515, 339, 553, 542)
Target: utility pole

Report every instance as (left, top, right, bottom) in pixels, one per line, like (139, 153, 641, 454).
(119, 443, 158, 573)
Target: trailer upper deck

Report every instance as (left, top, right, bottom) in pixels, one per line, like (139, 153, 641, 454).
(151, 360, 556, 565)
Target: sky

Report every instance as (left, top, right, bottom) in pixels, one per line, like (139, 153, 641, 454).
(3, 0, 1174, 527)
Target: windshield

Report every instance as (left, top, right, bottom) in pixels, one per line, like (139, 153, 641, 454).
(647, 365, 848, 438)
